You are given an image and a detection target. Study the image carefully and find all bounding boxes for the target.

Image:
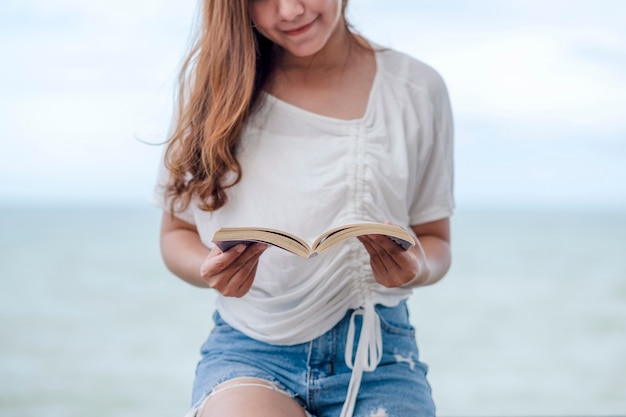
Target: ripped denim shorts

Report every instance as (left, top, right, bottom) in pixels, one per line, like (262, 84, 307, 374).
(187, 300, 435, 417)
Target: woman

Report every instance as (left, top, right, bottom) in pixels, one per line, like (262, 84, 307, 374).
(155, 0, 454, 416)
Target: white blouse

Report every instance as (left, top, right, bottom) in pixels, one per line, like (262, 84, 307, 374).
(155, 46, 454, 417)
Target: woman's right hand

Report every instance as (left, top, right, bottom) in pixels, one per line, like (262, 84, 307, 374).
(200, 243, 268, 297)
(160, 213, 268, 295)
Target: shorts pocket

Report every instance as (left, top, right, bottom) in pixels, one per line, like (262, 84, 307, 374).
(209, 310, 235, 334)
(200, 311, 236, 354)
(376, 302, 415, 337)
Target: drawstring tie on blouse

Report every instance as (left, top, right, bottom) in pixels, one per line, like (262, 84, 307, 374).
(340, 302, 383, 417)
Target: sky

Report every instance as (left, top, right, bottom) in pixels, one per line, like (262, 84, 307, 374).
(0, 0, 625, 208)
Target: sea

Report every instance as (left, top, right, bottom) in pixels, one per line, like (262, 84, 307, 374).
(1, 204, 625, 417)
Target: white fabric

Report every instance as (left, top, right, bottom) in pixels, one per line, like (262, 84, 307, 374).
(155, 46, 454, 417)
(342, 304, 383, 417)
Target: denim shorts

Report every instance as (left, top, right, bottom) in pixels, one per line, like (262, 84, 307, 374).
(189, 300, 435, 417)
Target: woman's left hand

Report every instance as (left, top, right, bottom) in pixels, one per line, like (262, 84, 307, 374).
(358, 218, 451, 288)
(357, 234, 430, 288)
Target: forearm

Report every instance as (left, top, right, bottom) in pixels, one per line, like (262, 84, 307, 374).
(406, 218, 452, 287)
(409, 234, 451, 287)
(160, 216, 211, 288)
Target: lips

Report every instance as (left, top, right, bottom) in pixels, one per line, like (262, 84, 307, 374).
(283, 17, 317, 36)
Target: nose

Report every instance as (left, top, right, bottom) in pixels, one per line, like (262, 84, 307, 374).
(277, 0, 305, 21)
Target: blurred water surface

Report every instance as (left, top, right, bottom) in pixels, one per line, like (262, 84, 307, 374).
(0, 205, 624, 416)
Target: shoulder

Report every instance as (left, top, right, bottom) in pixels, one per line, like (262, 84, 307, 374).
(374, 46, 448, 98)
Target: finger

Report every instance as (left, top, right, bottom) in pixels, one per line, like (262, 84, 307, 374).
(213, 243, 265, 276)
(367, 235, 402, 264)
(371, 235, 417, 269)
(220, 244, 267, 296)
(201, 244, 257, 290)
(364, 235, 417, 286)
(360, 236, 392, 276)
(360, 236, 417, 286)
(231, 243, 268, 272)
(372, 233, 408, 254)
(234, 256, 261, 295)
(229, 246, 267, 297)
(357, 236, 379, 258)
(201, 244, 247, 277)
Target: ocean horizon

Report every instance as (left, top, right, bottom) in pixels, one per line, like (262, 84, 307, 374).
(1, 204, 625, 416)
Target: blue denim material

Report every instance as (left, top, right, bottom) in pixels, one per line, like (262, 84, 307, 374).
(191, 300, 435, 417)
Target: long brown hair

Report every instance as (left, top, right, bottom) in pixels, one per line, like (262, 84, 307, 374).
(165, 0, 349, 214)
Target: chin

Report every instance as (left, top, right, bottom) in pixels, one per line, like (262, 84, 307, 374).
(282, 40, 327, 58)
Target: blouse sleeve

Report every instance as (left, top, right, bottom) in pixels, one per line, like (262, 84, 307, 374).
(408, 71, 455, 225)
(152, 147, 197, 225)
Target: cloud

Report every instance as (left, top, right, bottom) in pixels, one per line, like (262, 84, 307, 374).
(439, 32, 626, 138)
(351, 1, 626, 141)
(349, 1, 626, 207)
(0, 0, 189, 202)
(1, 0, 625, 206)
(2, 0, 198, 28)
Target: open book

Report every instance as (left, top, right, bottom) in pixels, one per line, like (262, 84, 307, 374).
(212, 223, 415, 258)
